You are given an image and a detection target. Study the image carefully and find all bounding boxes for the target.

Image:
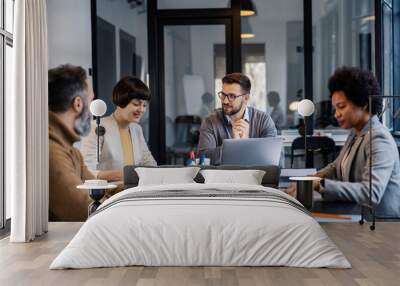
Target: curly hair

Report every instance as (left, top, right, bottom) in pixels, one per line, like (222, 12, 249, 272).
(328, 66, 382, 115)
(112, 76, 151, 108)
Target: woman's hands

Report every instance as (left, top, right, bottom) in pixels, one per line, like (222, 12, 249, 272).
(312, 172, 325, 193)
(284, 183, 297, 197)
(96, 170, 123, 182)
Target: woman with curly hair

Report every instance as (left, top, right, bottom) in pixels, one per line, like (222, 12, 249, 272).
(286, 66, 400, 217)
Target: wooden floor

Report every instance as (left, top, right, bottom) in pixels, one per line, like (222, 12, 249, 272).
(0, 222, 399, 286)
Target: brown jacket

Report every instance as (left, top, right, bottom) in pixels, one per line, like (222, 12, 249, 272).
(49, 112, 94, 221)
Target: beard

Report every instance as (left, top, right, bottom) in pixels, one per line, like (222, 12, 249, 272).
(74, 101, 92, 136)
(223, 100, 244, 116)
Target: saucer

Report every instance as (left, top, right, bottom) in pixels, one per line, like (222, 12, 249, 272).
(77, 184, 118, 190)
(84, 179, 108, 186)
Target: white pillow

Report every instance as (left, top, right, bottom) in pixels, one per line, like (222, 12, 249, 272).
(200, 169, 266, 185)
(135, 167, 201, 186)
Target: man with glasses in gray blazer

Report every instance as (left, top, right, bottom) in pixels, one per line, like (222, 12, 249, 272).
(198, 73, 277, 165)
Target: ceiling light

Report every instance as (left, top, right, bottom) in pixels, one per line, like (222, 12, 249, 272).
(240, 0, 257, 16)
(241, 17, 255, 39)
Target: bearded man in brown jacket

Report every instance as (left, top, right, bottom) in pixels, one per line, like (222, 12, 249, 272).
(48, 65, 95, 221)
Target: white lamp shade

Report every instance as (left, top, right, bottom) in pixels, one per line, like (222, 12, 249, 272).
(297, 99, 315, 117)
(89, 99, 107, 117)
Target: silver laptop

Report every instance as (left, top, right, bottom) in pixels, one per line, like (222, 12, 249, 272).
(221, 137, 283, 166)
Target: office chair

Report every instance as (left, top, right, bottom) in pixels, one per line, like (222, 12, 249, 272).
(290, 136, 336, 168)
(167, 115, 202, 164)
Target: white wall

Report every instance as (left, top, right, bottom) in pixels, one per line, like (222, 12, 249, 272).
(47, 0, 148, 80)
(248, 19, 288, 113)
(97, 0, 148, 82)
(190, 25, 225, 108)
(47, 0, 92, 72)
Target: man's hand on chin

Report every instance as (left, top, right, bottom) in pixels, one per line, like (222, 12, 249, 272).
(232, 119, 249, 139)
(232, 126, 241, 139)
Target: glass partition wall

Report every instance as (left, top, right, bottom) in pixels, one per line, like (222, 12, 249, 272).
(214, 0, 305, 132)
(91, 0, 392, 166)
(93, 0, 150, 138)
(164, 25, 227, 164)
(312, 0, 375, 130)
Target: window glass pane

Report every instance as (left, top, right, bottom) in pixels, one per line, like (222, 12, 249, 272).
(164, 25, 226, 164)
(0, 38, 3, 227)
(214, 45, 268, 112)
(240, 0, 304, 132)
(158, 0, 229, 10)
(384, 0, 393, 8)
(5, 0, 15, 34)
(382, 4, 393, 129)
(5, 43, 12, 219)
(96, 0, 149, 140)
(312, 0, 374, 130)
(0, 0, 3, 30)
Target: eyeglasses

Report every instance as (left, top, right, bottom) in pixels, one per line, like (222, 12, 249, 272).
(217, 91, 248, 102)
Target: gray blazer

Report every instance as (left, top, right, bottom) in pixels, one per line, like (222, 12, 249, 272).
(198, 107, 277, 165)
(319, 116, 400, 217)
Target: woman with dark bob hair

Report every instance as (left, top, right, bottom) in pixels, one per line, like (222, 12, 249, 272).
(82, 76, 156, 182)
(286, 66, 400, 217)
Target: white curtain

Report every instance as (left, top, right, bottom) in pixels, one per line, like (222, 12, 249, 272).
(8, 0, 49, 242)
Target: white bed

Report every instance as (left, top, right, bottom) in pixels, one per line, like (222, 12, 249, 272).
(50, 183, 351, 269)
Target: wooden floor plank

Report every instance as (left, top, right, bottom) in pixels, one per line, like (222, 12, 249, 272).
(0, 222, 399, 286)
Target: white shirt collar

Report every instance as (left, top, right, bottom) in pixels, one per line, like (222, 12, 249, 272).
(225, 107, 250, 125)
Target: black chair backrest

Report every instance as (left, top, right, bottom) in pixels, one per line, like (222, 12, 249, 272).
(291, 136, 336, 167)
(174, 115, 202, 145)
(291, 136, 336, 151)
(123, 165, 281, 189)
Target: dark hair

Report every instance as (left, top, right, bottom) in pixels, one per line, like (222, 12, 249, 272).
(328, 66, 382, 115)
(222, 73, 251, 94)
(267, 91, 280, 106)
(48, 64, 88, 112)
(112, 76, 151, 108)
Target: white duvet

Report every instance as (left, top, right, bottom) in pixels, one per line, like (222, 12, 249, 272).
(50, 183, 351, 269)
